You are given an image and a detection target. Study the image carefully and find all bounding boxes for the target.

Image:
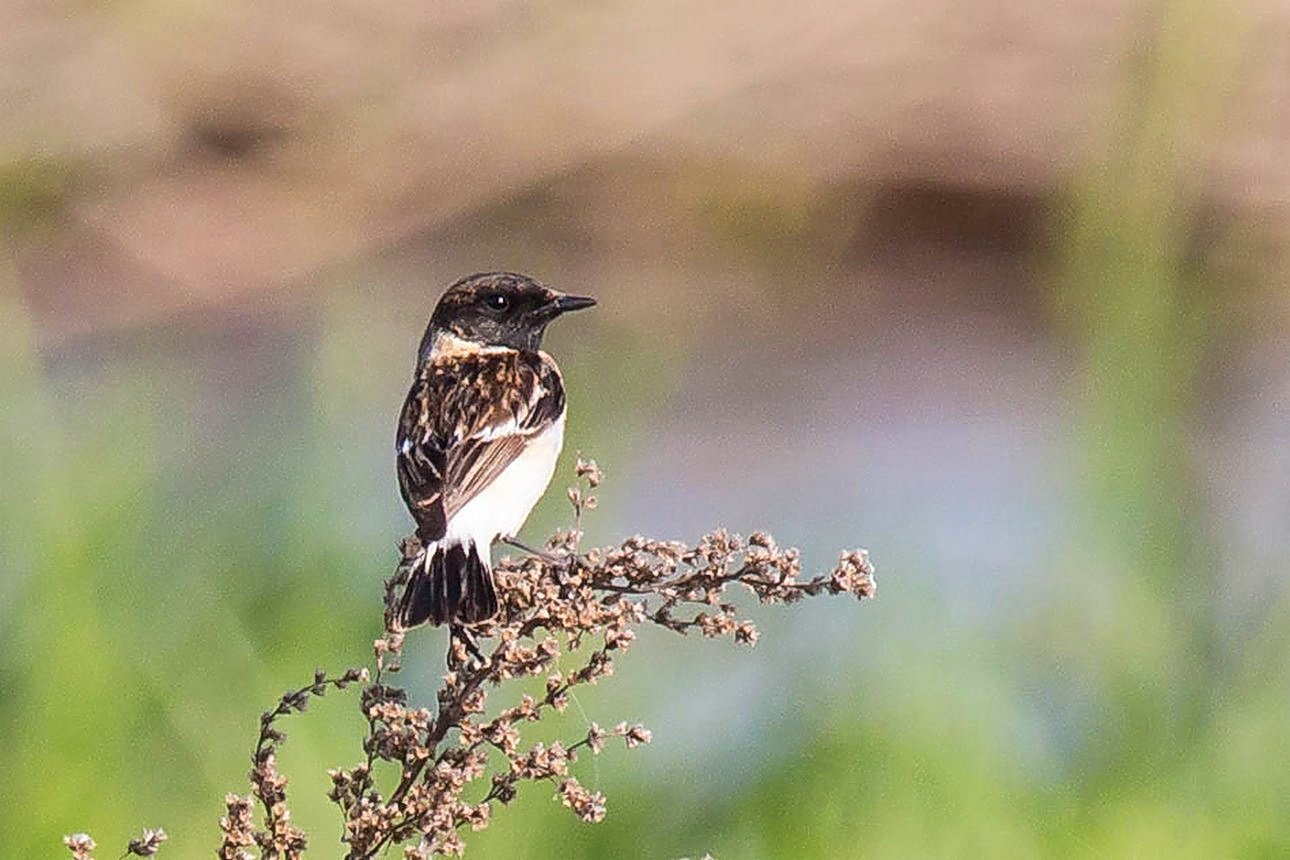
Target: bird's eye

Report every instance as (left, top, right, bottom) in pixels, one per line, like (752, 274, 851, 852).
(482, 293, 509, 312)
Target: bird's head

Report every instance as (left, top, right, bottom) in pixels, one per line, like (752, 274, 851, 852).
(421, 272, 596, 358)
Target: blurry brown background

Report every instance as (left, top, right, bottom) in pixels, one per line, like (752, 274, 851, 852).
(9, 0, 1286, 338)
(4, 2, 1290, 857)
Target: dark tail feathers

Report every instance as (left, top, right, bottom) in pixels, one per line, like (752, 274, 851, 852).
(398, 542, 498, 627)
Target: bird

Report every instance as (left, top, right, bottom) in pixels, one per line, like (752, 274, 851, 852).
(394, 272, 596, 630)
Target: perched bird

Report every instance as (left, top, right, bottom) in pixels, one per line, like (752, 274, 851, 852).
(394, 272, 595, 629)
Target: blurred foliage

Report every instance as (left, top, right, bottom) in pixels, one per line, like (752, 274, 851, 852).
(0, 157, 74, 235)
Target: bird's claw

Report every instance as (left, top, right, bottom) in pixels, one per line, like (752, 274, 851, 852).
(448, 624, 487, 670)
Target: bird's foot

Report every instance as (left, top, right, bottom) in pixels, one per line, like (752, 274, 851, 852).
(447, 624, 488, 670)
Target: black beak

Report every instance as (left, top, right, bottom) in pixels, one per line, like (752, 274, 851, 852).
(549, 293, 597, 314)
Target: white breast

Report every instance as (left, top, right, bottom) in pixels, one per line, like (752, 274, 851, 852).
(444, 413, 566, 550)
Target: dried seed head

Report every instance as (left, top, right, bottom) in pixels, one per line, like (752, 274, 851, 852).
(558, 778, 607, 823)
(63, 834, 96, 860)
(126, 828, 168, 857)
(574, 456, 604, 487)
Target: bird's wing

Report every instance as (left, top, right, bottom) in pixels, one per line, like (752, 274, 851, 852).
(396, 351, 565, 540)
(396, 377, 450, 540)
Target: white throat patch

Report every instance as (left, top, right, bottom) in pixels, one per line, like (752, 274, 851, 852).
(430, 331, 510, 357)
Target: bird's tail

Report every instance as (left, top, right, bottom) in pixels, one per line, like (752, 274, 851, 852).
(397, 541, 499, 628)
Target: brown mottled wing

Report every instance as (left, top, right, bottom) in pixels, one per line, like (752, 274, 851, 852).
(396, 350, 565, 541)
(396, 375, 449, 540)
(441, 352, 565, 518)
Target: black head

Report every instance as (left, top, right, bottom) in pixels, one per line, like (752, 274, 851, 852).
(421, 272, 595, 356)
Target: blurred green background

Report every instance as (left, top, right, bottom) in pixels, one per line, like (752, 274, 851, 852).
(4, 1, 1290, 857)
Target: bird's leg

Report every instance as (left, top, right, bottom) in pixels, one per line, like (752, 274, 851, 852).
(501, 534, 579, 588)
(448, 624, 487, 669)
(501, 534, 566, 565)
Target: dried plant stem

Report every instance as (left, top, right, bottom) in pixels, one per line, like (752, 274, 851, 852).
(67, 456, 875, 859)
